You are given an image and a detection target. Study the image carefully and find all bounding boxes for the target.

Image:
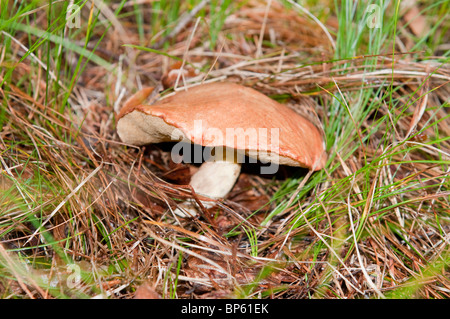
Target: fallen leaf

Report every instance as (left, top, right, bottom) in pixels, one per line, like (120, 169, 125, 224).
(134, 282, 161, 299)
(402, 1, 429, 37)
(161, 61, 197, 89)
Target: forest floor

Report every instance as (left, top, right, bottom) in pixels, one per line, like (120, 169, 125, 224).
(0, 0, 449, 299)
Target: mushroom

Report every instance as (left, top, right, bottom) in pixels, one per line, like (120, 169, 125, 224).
(117, 82, 326, 216)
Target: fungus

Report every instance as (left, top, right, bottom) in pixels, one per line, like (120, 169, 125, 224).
(117, 82, 326, 216)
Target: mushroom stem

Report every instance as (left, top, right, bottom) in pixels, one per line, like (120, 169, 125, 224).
(174, 148, 242, 217)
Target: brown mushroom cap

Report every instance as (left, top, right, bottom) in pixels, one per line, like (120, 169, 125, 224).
(117, 82, 326, 170)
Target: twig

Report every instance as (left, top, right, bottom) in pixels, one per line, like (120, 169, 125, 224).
(302, 208, 365, 295)
(347, 198, 386, 298)
(152, 0, 210, 49)
(1, 31, 68, 91)
(174, 17, 202, 91)
(256, 0, 272, 58)
(25, 163, 104, 245)
(0, 244, 35, 298)
(284, 0, 336, 51)
(405, 66, 431, 138)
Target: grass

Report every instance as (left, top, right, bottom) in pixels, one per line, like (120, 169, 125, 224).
(0, 0, 449, 299)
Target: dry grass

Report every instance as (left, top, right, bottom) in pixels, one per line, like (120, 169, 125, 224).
(0, 0, 449, 299)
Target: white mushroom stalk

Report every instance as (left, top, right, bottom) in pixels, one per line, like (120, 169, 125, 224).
(174, 147, 243, 217)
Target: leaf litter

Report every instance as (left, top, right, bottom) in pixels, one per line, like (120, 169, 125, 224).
(0, 0, 449, 299)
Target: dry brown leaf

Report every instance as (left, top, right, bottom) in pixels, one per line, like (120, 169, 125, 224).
(403, 6, 429, 37)
(134, 282, 162, 299)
